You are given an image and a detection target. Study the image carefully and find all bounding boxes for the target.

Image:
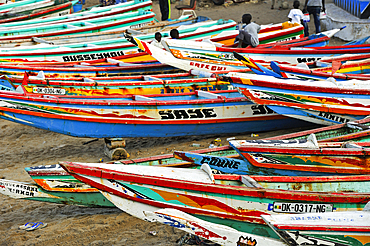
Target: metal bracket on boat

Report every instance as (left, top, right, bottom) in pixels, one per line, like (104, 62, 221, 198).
(195, 90, 222, 99)
(346, 121, 370, 131)
(85, 44, 99, 48)
(342, 142, 363, 149)
(190, 69, 214, 78)
(64, 24, 78, 29)
(200, 164, 215, 183)
(133, 95, 155, 101)
(307, 133, 319, 148)
(32, 37, 54, 45)
(125, 29, 143, 35)
(161, 40, 172, 53)
(81, 22, 96, 27)
(240, 176, 263, 188)
(295, 63, 310, 70)
(364, 201, 370, 211)
(29, 71, 45, 80)
(106, 58, 131, 67)
(315, 61, 331, 67)
(83, 77, 96, 83)
(143, 76, 163, 81)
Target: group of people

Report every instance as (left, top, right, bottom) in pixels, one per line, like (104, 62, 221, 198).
(151, 29, 179, 48)
(287, 0, 325, 37)
(235, 0, 325, 48)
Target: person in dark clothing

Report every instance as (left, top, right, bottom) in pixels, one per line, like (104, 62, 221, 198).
(170, 29, 180, 39)
(159, 0, 171, 21)
(235, 14, 261, 48)
(304, 0, 325, 34)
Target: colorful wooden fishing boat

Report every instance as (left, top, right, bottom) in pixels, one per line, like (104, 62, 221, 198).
(0, 178, 115, 207)
(0, 61, 182, 77)
(226, 72, 370, 125)
(0, 16, 211, 48)
(271, 59, 370, 81)
(0, 19, 236, 63)
(232, 51, 370, 81)
(0, 0, 69, 19)
(125, 28, 347, 73)
(2, 147, 239, 206)
(1, 71, 235, 96)
(0, 10, 155, 42)
(175, 130, 370, 176)
(59, 162, 370, 240)
(143, 208, 289, 246)
(265, 118, 370, 143)
(0, 0, 152, 28)
(6, 119, 370, 207)
(262, 208, 370, 246)
(0, 88, 311, 138)
(0, 0, 77, 24)
(151, 35, 370, 68)
(228, 136, 370, 175)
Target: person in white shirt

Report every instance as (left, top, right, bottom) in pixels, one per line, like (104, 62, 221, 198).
(152, 32, 164, 48)
(288, 0, 308, 37)
(235, 14, 261, 48)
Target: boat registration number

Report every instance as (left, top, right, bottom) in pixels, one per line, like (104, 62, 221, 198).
(273, 202, 333, 213)
(32, 87, 66, 95)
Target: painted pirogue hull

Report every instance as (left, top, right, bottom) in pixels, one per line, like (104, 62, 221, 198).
(4, 73, 233, 96)
(15, 120, 370, 207)
(0, 89, 309, 138)
(0, 0, 66, 19)
(0, 1, 76, 24)
(0, 19, 236, 63)
(0, 17, 212, 48)
(60, 162, 370, 240)
(226, 73, 370, 125)
(143, 208, 288, 246)
(273, 59, 370, 81)
(265, 118, 370, 143)
(162, 38, 370, 65)
(229, 139, 370, 175)
(0, 0, 152, 27)
(0, 10, 155, 42)
(262, 212, 370, 246)
(0, 62, 182, 78)
(0, 178, 114, 207)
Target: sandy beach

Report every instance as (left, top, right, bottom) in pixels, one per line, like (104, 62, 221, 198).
(0, 0, 344, 245)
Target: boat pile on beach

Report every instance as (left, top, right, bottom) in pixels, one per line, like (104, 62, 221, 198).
(1, 0, 370, 245)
